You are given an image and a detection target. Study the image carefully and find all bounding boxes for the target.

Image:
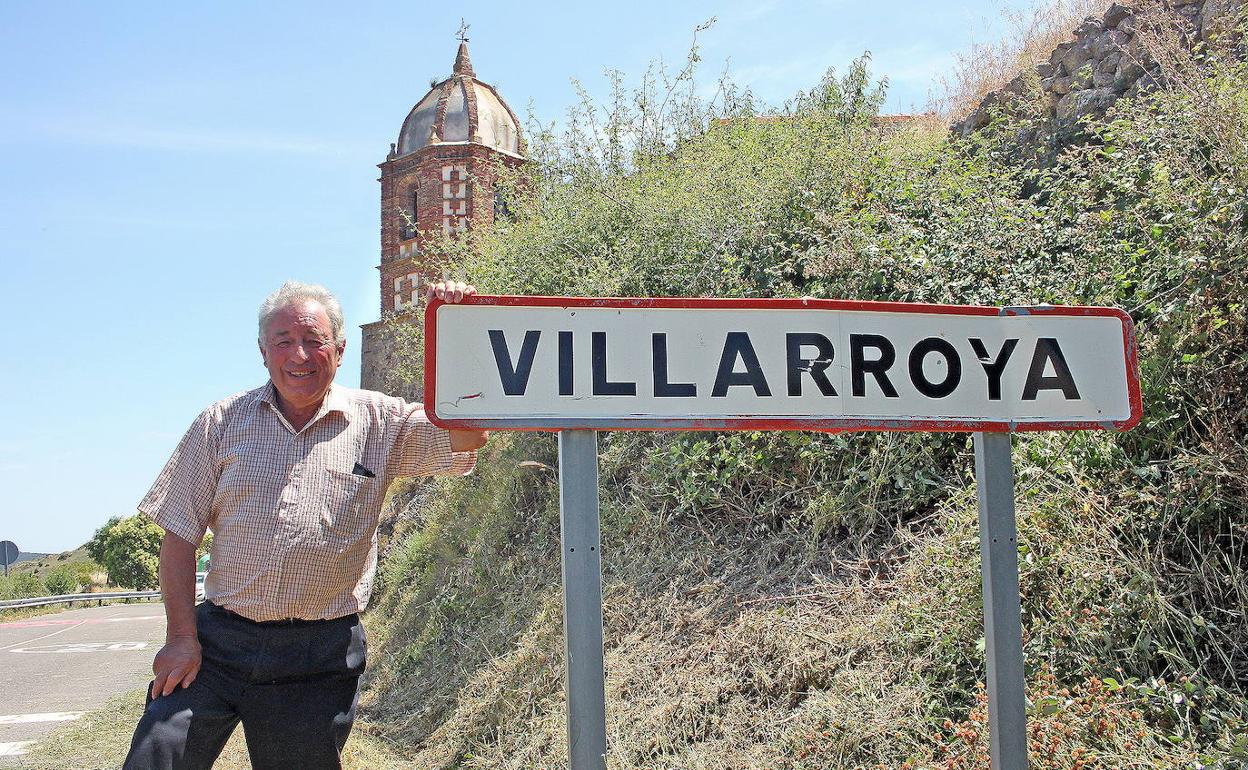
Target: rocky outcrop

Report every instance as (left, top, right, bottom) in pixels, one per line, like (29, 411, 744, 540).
(954, 0, 1245, 138)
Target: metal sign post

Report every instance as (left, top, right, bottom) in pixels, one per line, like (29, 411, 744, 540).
(558, 430, 608, 770)
(975, 432, 1028, 769)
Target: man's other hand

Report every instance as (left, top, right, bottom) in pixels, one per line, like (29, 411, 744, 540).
(150, 634, 202, 699)
(450, 429, 489, 452)
(425, 280, 475, 304)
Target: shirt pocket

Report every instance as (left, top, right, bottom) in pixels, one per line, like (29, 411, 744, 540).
(212, 449, 270, 522)
(321, 469, 379, 552)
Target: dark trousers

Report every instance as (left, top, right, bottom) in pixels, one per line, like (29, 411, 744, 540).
(123, 602, 366, 770)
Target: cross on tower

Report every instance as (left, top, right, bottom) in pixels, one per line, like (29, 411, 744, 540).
(456, 19, 470, 43)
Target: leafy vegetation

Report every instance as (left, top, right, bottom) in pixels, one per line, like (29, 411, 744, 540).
(0, 555, 100, 600)
(87, 514, 165, 591)
(40, 563, 83, 595)
(0, 570, 45, 600)
(369, 7, 1247, 767)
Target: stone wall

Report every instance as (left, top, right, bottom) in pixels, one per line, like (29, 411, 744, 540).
(955, 0, 1244, 138)
(360, 314, 422, 401)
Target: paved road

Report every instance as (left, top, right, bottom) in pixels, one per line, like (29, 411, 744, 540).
(0, 602, 165, 763)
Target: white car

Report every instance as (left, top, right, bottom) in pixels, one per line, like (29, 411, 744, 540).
(195, 571, 207, 601)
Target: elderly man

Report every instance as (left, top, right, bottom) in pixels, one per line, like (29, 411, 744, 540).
(123, 280, 486, 770)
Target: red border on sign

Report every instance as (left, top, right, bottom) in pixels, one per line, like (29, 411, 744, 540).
(423, 295, 1142, 434)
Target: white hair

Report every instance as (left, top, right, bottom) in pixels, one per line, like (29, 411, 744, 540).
(258, 281, 346, 345)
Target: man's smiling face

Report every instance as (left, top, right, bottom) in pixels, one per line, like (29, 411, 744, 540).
(259, 300, 344, 417)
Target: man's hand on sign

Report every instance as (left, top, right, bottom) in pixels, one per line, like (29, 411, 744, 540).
(150, 634, 202, 699)
(427, 280, 490, 452)
(425, 280, 473, 304)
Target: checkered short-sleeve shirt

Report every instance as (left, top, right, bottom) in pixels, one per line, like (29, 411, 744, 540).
(138, 382, 476, 622)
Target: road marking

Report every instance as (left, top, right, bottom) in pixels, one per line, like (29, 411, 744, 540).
(0, 712, 85, 725)
(0, 614, 163, 630)
(0, 620, 84, 651)
(0, 741, 36, 757)
(10, 641, 150, 654)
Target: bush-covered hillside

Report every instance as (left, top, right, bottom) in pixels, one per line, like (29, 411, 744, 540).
(0, 546, 103, 601)
(361, 8, 1248, 768)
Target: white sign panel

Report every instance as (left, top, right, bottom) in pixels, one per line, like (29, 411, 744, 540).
(425, 297, 1141, 432)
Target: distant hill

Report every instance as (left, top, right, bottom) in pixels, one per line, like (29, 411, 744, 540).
(10, 545, 99, 582)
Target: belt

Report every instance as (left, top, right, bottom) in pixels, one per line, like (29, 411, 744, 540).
(205, 601, 357, 627)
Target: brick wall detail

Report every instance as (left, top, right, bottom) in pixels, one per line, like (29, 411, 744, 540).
(363, 142, 523, 394)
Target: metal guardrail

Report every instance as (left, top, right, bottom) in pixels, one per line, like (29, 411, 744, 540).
(0, 590, 161, 610)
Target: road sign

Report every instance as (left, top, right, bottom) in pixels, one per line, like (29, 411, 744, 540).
(425, 295, 1143, 770)
(1, 541, 18, 576)
(425, 296, 1140, 432)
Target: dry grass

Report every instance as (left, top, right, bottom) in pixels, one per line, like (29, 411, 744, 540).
(936, 0, 1112, 121)
(353, 426, 1245, 768)
(0, 605, 68, 623)
(367, 535, 935, 770)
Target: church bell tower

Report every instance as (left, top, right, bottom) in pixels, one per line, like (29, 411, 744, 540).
(360, 34, 525, 397)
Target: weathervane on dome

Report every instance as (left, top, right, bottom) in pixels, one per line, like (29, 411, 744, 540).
(456, 18, 470, 43)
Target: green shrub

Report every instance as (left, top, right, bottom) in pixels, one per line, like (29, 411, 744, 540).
(0, 571, 44, 600)
(42, 565, 80, 596)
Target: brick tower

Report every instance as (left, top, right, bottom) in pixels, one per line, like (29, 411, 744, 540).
(360, 37, 525, 397)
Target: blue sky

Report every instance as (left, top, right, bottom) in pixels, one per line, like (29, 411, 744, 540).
(0, 0, 1025, 552)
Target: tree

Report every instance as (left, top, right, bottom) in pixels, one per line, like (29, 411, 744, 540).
(93, 515, 164, 590)
(86, 516, 122, 565)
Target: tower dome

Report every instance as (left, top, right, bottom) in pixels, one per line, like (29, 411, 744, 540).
(395, 41, 523, 157)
